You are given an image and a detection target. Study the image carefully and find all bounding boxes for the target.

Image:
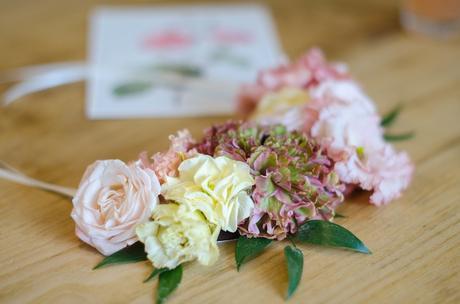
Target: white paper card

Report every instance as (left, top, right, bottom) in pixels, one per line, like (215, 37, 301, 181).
(87, 5, 284, 119)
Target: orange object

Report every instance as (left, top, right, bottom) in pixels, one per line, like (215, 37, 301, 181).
(401, 0, 460, 38)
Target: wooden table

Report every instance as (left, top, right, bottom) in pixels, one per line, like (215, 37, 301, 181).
(1, 1, 459, 303)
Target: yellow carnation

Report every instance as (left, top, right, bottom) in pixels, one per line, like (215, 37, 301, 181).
(162, 154, 255, 232)
(251, 87, 309, 121)
(136, 204, 219, 269)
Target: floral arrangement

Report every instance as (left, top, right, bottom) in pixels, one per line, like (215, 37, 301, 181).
(71, 49, 413, 303)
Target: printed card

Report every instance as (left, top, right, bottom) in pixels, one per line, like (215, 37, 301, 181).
(87, 5, 284, 119)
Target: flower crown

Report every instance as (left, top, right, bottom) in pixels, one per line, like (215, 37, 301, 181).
(71, 49, 413, 303)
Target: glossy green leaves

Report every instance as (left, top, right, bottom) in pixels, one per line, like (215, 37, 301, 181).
(235, 236, 272, 270)
(284, 245, 303, 299)
(93, 242, 147, 269)
(156, 265, 183, 304)
(293, 220, 371, 254)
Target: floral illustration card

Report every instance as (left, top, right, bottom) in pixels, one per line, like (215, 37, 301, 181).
(87, 5, 284, 119)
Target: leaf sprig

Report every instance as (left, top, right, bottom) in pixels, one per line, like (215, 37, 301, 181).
(156, 266, 183, 304)
(93, 242, 184, 303)
(93, 221, 370, 302)
(293, 220, 371, 254)
(235, 236, 272, 271)
(381, 104, 415, 142)
(93, 242, 147, 269)
(384, 132, 415, 142)
(284, 245, 303, 299)
(235, 220, 371, 300)
(381, 104, 402, 127)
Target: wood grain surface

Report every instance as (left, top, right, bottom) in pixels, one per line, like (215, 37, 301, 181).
(0, 1, 459, 303)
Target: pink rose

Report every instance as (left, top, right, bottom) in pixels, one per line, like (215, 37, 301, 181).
(71, 160, 161, 255)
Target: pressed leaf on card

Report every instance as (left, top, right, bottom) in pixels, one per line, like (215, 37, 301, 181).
(113, 81, 152, 96)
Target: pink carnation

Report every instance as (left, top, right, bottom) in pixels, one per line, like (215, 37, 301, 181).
(307, 80, 413, 205)
(244, 52, 414, 205)
(237, 48, 349, 116)
(313, 91, 413, 205)
(335, 145, 414, 205)
(139, 130, 196, 184)
(309, 80, 385, 157)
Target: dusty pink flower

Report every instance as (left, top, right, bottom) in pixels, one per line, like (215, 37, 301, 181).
(147, 130, 197, 184)
(309, 81, 385, 158)
(246, 73, 414, 205)
(71, 159, 161, 255)
(306, 80, 413, 205)
(237, 48, 349, 116)
(335, 145, 414, 205)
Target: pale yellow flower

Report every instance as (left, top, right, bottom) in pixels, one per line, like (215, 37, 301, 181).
(251, 87, 309, 121)
(162, 154, 255, 232)
(136, 204, 219, 269)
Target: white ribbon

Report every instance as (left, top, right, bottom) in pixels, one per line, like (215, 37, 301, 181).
(0, 62, 87, 106)
(0, 61, 241, 106)
(0, 161, 76, 198)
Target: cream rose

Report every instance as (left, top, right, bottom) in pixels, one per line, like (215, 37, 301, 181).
(162, 154, 255, 232)
(71, 159, 160, 256)
(136, 204, 219, 269)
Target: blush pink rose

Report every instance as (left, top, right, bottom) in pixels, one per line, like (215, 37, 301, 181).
(71, 159, 161, 255)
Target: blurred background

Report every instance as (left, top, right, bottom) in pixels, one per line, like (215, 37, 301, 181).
(1, 0, 459, 175)
(1, 0, 459, 64)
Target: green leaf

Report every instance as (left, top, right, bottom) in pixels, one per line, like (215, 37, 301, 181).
(381, 104, 402, 127)
(113, 81, 152, 96)
(293, 220, 371, 254)
(235, 236, 272, 271)
(384, 132, 415, 142)
(93, 242, 147, 269)
(144, 268, 168, 283)
(284, 245, 304, 300)
(156, 265, 183, 304)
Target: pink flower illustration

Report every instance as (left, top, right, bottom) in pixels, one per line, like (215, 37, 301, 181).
(142, 30, 193, 50)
